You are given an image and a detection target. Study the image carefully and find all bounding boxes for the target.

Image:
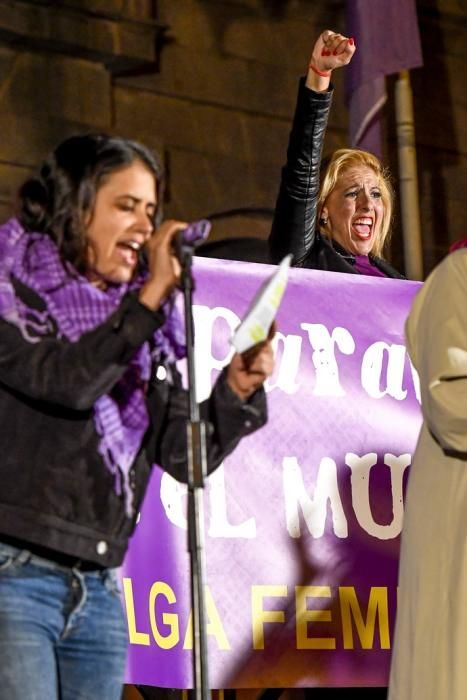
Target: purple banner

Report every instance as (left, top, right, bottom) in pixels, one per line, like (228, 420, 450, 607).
(121, 258, 422, 688)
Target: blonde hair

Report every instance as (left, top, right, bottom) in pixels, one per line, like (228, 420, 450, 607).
(318, 148, 394, 258)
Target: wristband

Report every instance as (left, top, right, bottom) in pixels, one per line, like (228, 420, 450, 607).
(308, 63, 331, 78)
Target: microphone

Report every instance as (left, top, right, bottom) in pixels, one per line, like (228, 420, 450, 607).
(173, 219, 211, 262)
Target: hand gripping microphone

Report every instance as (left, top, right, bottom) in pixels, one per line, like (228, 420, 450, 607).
(173, 219, 211, 262)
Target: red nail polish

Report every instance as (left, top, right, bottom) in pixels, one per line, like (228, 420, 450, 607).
(333, 49, 338, 55)
(348, 37, 355, 45)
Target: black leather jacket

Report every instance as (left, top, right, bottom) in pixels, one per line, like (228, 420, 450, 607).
(0, 290, 267, 568)
(269, 78, 404, 279)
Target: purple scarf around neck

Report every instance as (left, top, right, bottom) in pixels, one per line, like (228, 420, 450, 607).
(0, 218, 185, 517)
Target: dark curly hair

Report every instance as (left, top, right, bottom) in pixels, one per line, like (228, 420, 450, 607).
(17, 133, 164, 272)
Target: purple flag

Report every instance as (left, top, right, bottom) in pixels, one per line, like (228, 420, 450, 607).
(345, 0, 423, 157)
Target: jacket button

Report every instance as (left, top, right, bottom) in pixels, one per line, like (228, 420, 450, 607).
(96, 541, 108, 555)
(155, 365, 167, 381)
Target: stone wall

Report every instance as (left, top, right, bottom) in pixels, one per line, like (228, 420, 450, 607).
(0, 0, 465, 276)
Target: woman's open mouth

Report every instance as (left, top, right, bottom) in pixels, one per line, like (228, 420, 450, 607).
(352, 217, 373, 240)
(116, 240, 142, 266)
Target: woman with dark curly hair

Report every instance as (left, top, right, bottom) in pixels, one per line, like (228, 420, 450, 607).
(0, 133, 274, 699)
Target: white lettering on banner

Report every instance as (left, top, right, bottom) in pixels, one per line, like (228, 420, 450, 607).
(208, 465, 256, 538)
(192, 305, 239, 402)
(160, 473, 187, 529)
(160, 465, 257, 538)
(168, 305, 419, 544)
(282, 453, 411, 540)
(346, 453, 411, 539)
(361, 342, 409, 400)
(159, 454, 411, 541)
(266, 332, 302, 394)
(301, 323, 356, 397)
(282, 456, 347, 538)
(192, 304, 421, 403)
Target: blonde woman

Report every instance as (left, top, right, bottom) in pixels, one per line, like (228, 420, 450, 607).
(269, 29, 404, 279)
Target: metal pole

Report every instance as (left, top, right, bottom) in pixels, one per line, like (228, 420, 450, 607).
(394, 69, 424, 280)
(180, 246, 210, 700)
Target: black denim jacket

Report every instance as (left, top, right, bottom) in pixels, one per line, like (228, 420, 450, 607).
(0, 289, 267, 567)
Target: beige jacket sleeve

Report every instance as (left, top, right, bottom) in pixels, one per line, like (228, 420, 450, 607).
(405, 250, 467, 453)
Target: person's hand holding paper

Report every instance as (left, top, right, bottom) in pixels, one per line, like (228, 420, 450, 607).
(226, 321, 276, 400)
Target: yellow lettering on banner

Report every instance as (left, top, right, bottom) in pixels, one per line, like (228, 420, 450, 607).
(295, 586, 336, 649)
(251, 585, 287, 650)
(339, 586, 390, 649)
(183, 586, 230, 650)
(149, 581, 179, 649)
(122, 577, 150, 646)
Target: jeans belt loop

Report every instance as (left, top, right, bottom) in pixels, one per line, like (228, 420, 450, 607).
(15, 549, 32, 566)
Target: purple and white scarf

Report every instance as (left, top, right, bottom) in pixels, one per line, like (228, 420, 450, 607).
(0, 218, 185, 516)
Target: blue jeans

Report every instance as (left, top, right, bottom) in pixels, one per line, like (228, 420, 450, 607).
(0, 541, 128, 700)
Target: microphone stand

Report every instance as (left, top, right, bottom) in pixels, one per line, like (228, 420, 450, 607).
(177, 238, 210, 700)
